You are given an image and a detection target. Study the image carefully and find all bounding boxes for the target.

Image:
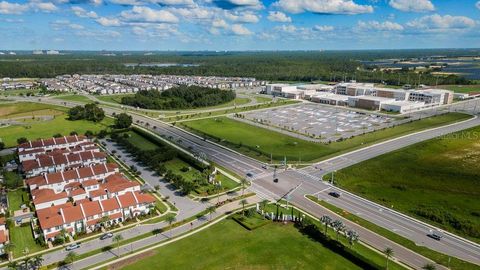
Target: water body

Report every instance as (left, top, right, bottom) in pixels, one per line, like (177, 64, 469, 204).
(124, 63, 200, 68)
(361, 58, 480, 80)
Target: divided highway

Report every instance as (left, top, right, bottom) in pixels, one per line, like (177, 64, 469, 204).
(16, 97, 480, 268)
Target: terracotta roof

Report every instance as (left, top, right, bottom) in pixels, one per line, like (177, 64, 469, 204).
(80, 200, 102, 217)
(18, 135, 87, 149)
(45, 227, 73, 239)
(89, 189, 107, 198)
(102, 174, 140, 194)
(69, 188, 86, 197)
(100, 198, 120, 212)
(0, 217, 5, 225)
(134, 191, 156, 204)
(118, 192, 137, 208)
(37, 203, 73, 230)
(108, 212, 122, 220)
(62, 205, 84, 223)
(32, 189, 68, 205)
(82, 179, 99, 187)
(0, 229, 7, 244)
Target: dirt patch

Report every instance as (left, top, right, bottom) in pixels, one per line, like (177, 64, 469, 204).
(107, 250, 156, 270)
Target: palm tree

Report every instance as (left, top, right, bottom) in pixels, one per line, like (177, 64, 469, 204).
(384, 247, 394, 270)
(7, 261, 18, 270)
(206, 206, 216, 221)
(166, 215, 177, 237)
(346, 230, 359, 248)
(65, 251, 77, 267)
(332, 220, 345, 241)
(215, 184, 222, 205)
(22, 257, 32, 270)
(260, 199, 269, 211)
(320, 215, 332, 235)
(100, 216, 110, 227)
(32, 255, 44, 269)
(240, 178, 249, 196)
(113, 234, 123, 256)
(422, 263, 436, 270)
(4, 243, 15, 262)
(240, 199, 248, 216)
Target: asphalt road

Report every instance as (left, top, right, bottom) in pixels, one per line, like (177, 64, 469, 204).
(10, 96, 480, 268)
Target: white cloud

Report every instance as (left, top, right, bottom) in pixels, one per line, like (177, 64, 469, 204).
(275, 24, 296, 33)
(357, 20, 404, 31)
(267, 11, 291, 22)
(71, 6, 98, 18)
(151, 0, 194, 5)
(0, 1, 29, 14)
(230, 23, 252, 35)
(215, 0, 263, 9)
(273, 0, 373, 15)
(50, 20, 85, 30)
(212, 18, 228, 28)
(224, 10, 259, 23)
(389, 0, 434, 13)
(476, 1, 480, 10)
(406, 14, 476, 32)
(120, 6, 179, 23)
(96, 17, 122, 26)
(313, 25, 334, 31)
(169, 6, 214, 20)
(30, 2, 58, 12)
(109, 0, 143, 5)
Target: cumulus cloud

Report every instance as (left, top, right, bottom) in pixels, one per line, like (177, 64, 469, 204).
(267, 11, 291, 22)
(389, 0, 434, 13)
(406, 14, 476, 32)
(96, 17, 122, 26)
(120, 6, 179, 23)
(476, 1, 480, 9)
(273, 0, 373, 15)
(50, 19, 85, 30)
(71, 6, 98, 18)
(212, 0, 263, 10)
(230, 23, 252, 35)
(151, 0, 193, 5)
(212, 18, 228, 28)
(313, 25, 334, 31)
(0, 1, 29, 14)
(30, 2, 58, 12)
(357, 20, 404, 31)
(224, 10, 259, 23)
(169, 6, 214, 20)
(109, 0, 143, 5)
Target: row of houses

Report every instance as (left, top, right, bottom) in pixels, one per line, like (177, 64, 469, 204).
(17, 136, 157, 242)
(266, 82, 455, 113)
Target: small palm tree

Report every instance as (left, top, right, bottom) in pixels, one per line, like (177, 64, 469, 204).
(384, 247, 394, 270)
(320, 215, 332, 235)
(346, 230, 359, 248)
(206, 206, 216, 220)
(7, 261, 18, 270)
(22, 257, 32, 270)
(166, 215, 177, 237)
(240, 178, 249, 196)
(33, 255, 44, 269)
(240, 199, 248, 216)
(260, 199, 269, 211)
(65, 251, 77, 266)
(113, 234, 123, 256)
(332, 220, 345, 241)
(422, 263, 436, 270)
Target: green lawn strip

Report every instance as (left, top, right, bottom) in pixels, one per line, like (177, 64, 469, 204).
(0, 102, 68, 118)
(306, 196, 480, 270)
(1, 89, 41, 96)
(163, 99, 300, 122)
(439, 85, 480, 93)
(231, 212, 270, 230)
(262, 203, 406, 270)
(121, 218, 375, 270)
(7, 188, 28, 212)
(54, 95, 92, 103)
(123, 131, 159, 151)
(96, 94, 134, 104)
(9, 225, 45, 257)
(181, 113, 471, 162)
(254, 96, 273, 103)
(143, 213, 177, 225)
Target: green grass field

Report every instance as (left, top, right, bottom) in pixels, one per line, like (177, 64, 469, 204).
(121, 219, 364, 270)
(440, 85, 480, 93)
(7, 189, 27, 212)
(333, 125, 480, 243)
(54, 94, 93, 103)
(96, 94, 134, 104)
(9, 225, 45, 257)
(0, 102, 113, 147)
(181, 113, 471, 162)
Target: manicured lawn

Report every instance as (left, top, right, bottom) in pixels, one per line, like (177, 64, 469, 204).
(0, 103, 113, 147)
(7, 189, 28, 212)
(122, 219, 364, 270)
(9, 225, 45, 257)
(54, 94, 93, 103)
(181, 113, 471, 162)
(439, 84, 480, 93)
(97, 94, 134, 104)
(124, 131, 159, 151)
(164, 159, 202, 182)
(332, 125, 480, 243)
(254, 96, 273, 103)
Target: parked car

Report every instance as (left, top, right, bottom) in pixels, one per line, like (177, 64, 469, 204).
(273, 178, 279, 183)
(246, 172, 254, 178)
(262, 165, 267, 169)
(328, 191, 341, 198)
(100, 233, 113, 240)
(65, 243, 80, 251)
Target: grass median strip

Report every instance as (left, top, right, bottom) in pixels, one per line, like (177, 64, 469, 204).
(306, 195, 480, 270)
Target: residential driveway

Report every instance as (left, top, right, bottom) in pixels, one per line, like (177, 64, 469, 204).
(101, 139, 207, 219)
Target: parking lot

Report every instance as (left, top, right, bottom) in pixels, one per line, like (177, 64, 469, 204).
(244, 104, 396, 142)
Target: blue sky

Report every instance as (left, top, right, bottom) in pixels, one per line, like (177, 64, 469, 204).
(0, 0, 479, 50)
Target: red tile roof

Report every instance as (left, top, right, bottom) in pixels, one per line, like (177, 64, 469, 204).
(32, 189, 68, 205)
(18, 135, 87, 149)
(100, 198, 120, 212)
(80, 200, 102, 217)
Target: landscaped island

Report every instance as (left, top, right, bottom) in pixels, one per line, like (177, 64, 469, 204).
(120, 86, 236, 110)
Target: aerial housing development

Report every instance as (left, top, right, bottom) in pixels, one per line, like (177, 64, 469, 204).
(17, 136, 156, 243)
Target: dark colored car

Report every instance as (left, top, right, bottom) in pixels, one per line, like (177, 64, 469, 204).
(100, 233, 113, 240)
(273, 178, 279, 183)
(328, 191, 341, 198)
(246, 172, 254, 178)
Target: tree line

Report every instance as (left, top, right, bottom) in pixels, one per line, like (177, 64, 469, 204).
(121, 86, 236, 110)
